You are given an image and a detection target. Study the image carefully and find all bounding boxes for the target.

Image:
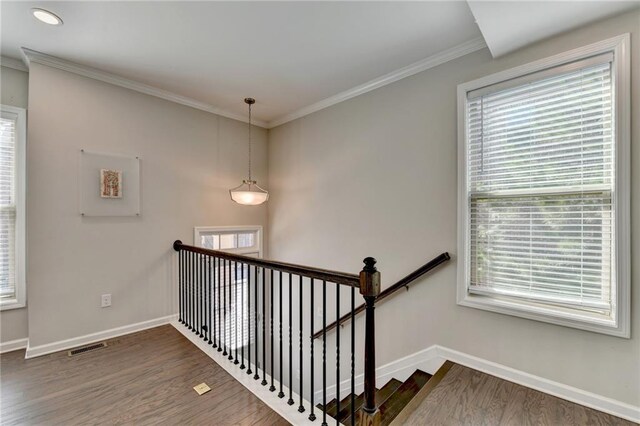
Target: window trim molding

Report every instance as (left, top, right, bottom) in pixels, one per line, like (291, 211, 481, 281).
(193, 225, 263, 258)
(0, 104, 27, 311)
(456, 34, 630, 338)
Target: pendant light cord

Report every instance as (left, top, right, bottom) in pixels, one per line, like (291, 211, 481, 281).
(248, 102, 252, 182)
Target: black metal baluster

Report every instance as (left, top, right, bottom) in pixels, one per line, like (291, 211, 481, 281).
(218, 258, 223, 352)
(202, 254, 206, 339)
(202, 254, 207, 339)
(309, 278, 316, 422)
(186, 251, 190, 330)
(287, 273, 294, 405)
(278, 270, 284, 398)
(246, 264, 252, 374)
(199, 253, 203, 337)
(182, 250, 186, 325)
(240, 263, 246, 369)
(322, 280, 327, 426)
(335, 284, 340, 425)
(269, 269, 276, 392)
(298, 275, 305, 413)
(350, 285, 355, 426)
(234, 261, 239, 365)
(202, 254, 206, 338)
(223, 259, 228, 357)
(189, 251, 194, 331)
(212, 257, 217, 348)
(229, 260, 234, 361)
(208, 256, 212, 344)
(261, 267, 267, 386)
(254, 265, 260, 380)
(178, 250, 183, 324)
(196, 253, 200, 335)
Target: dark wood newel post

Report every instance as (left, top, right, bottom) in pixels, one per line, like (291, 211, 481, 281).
(357, 257, 381, 426)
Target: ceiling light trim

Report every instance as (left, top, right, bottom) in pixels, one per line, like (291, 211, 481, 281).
(1, 56, 29, 72)
(20, 47, 268, 128)
(267, 36, 488, 128)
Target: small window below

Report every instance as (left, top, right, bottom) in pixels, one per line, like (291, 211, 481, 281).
(194, 226, 262, 258)
(193, 226, 262, 351)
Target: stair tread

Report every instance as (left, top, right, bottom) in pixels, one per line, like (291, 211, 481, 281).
(317, 384, 382, 418)
(324, 398, 338, 416)
(379, 370, 433, 424)
(338, 379, 403, 426)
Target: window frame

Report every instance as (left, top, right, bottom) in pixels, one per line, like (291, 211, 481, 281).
(193, 225, 263, 258)
(456, 34, 630, 338)
(0, 104, 27, 311)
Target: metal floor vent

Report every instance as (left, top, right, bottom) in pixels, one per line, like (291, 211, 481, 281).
(68, 341, 107, 357)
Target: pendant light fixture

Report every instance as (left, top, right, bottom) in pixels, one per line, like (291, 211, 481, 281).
(229, 98, 269, 205)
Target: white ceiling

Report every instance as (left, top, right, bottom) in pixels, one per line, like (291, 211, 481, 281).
(468, 1, 639, 57)
(1, 1, 482, 124)
(1, 1, 637, 127)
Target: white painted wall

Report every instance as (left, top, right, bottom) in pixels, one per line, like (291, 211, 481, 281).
(26, 63, 268, 348)
(268, 10, 640, 406)
(0, 65, 29, 344)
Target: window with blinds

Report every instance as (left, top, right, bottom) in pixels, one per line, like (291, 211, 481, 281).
(1, 115, 17, 301)
(0, 106, 24, 308)
(458, 39, 629, 335)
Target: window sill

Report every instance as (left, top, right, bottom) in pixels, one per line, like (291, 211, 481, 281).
(0, 299, 26, 311)
(457, 292, 628, 339)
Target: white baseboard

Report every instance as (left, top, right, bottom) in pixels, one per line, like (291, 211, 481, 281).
(318, 344, 639, 423)
(435, 346, 640, 424)
(25, 314, 177, 359)
(171, 321, 318, 426)
(18, 316, 639, 423)
(316, 345, 443, 403)
(0, 337, 28, 354)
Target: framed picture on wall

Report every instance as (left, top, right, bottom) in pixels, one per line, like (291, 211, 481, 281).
(79, 150, 141, 216)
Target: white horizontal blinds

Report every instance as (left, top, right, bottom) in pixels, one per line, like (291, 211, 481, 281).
(0, 115, 16, 300)
(467, 56, 614, 312)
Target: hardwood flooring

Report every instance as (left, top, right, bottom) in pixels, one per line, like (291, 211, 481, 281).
(0, 325, 289, 426)
(403, 363, 636, 426)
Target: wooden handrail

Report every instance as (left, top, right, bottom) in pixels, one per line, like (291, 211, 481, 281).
(173, 240, 360, 287)
(312, 252, 450, 339)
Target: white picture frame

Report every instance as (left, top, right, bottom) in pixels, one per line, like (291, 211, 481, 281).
(79, 149, 141, 216)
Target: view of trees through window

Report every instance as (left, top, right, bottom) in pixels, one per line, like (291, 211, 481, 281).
(467, 60, 613, 313)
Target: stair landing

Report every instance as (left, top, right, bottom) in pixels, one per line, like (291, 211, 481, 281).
(400, 363, 635, 426)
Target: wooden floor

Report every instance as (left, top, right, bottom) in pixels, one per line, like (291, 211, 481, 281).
(0, 325, 289, 425)
(404, 363, 636, 426)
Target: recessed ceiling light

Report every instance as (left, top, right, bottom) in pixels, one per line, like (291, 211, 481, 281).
(31, 8, 63, 26)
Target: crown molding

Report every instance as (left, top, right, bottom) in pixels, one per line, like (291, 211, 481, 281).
(20, 47, 268, 128)
(1, 56, 29, 72)
(19, 37, 487, 130)
(266, 36, 488, 128)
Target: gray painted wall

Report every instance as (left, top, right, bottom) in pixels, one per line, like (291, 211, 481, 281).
(26, 63, 268, 348)
(0, 65, 29, 344)
(268, 10, 640, 406)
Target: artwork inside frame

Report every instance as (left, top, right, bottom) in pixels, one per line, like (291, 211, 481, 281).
(100, 169, 123, 198)
(79, 149, 140, 217)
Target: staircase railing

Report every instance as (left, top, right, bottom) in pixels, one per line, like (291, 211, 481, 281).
(312, 253, 450, 340)
(173, 240, 449, 425)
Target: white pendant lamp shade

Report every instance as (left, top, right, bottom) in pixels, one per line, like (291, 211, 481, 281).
(230, 180, 269, 205)
(230, 98, 269, 205)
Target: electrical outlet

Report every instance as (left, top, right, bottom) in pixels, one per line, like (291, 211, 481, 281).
(316, 306, 323, 318)
(296, 369, 300, 380)
(101, 294, 112, 308)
